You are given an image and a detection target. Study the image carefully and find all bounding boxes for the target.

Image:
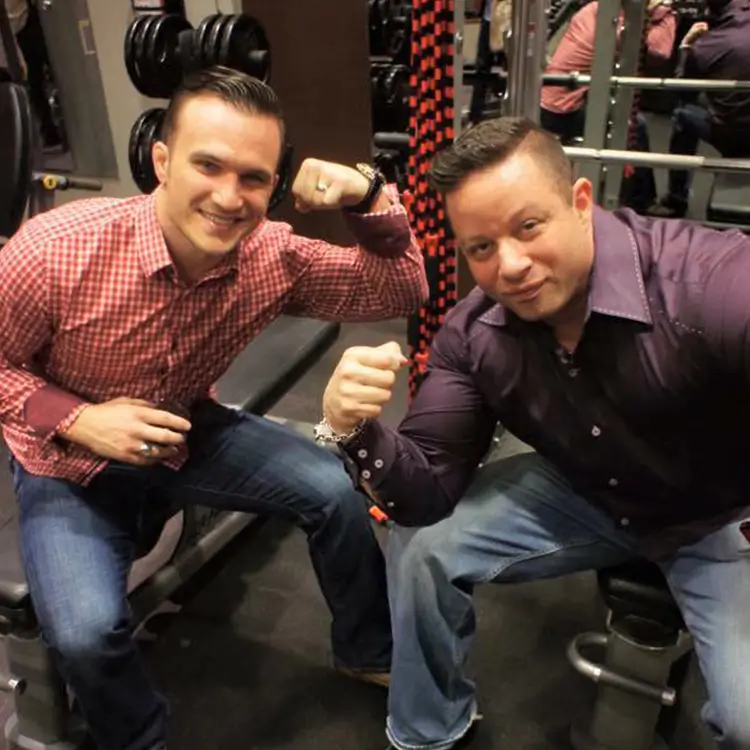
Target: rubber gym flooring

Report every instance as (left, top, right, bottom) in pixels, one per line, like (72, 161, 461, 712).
(0, 116, 725, 750)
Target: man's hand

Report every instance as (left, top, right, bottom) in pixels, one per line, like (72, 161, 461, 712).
(681, 21, 708, 47)
(60, 397, 192, 466)
(323, 342, 408, 435)
(292, 159, 372, 213)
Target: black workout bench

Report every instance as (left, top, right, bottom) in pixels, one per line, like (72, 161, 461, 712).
(0, 315, 339, 750)
(706, 172, 750, 229)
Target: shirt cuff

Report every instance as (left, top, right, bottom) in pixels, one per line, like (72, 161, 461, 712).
(339, 420, 397, 492)
(342, 184, 413, 258)
(23, 384, 89, 438)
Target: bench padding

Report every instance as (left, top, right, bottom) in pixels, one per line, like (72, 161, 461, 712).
(706, 172, 750, 226)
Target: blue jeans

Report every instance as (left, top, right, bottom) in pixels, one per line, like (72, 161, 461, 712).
(12, 400, 391, 750)
(666, 103, 713, 208)
(386, 452, 750, 750)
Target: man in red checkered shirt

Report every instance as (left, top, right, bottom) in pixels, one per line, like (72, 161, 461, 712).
(0, 66, 428, 750)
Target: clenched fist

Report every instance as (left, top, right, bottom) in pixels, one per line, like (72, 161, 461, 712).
(291, 158, 371, 213)
(323, 341, 408, 436)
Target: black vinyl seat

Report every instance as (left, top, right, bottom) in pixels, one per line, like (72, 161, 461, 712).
(597, 561, 685, 634)
(706, 172, 750, 227)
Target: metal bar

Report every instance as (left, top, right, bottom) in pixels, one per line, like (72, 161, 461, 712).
(541, 73, 750, 91)
(580, 0, 622, 199)
(523, 0, 548, 124)
(565, 146, 750, 172)
(603, 0, 646, 209)
(463, 67, 750, 91)
(504, 0, 532, 116)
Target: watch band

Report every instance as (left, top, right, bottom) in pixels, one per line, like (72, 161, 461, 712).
(344, 163, 386, 214)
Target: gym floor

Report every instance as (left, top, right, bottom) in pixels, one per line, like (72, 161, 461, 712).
(0, 113, 723, 749)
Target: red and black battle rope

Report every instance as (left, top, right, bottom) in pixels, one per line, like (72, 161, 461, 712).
(405, 0, 458, 399)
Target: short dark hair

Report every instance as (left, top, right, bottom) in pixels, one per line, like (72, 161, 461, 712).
(160, 65, 285, 145)
(428, 117, 573, 198)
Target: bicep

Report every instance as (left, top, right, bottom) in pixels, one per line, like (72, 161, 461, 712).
(398, 340, 497, 497)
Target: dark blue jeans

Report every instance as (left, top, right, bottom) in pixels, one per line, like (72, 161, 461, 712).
(11, 400, 391, 750)
(666, 103, 713, 208)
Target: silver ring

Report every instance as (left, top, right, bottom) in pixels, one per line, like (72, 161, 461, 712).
(139, 442, 156, 458)
(316, 182, 328, 192)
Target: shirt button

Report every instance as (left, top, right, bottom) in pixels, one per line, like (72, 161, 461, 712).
(569, 368, 580, 378)
(620, 517, 630, 527)
(358, 449, 368, 459)
(591, 426, 602, 437)
(387, 502, 395, 508)
(361, 469, 372, 480)
(608, 477, 619, 487)
(374, 459, 384, 468)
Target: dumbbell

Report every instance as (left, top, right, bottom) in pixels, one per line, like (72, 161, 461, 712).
(125, 13, 193, 98)
(184, 14, 271, 82)
(124, 12, 271, 100)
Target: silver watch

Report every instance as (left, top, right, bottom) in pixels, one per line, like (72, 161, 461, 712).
(314, 417, 365, 445)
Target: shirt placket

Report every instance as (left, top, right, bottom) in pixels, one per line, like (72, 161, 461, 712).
(551, 342, 631, 530)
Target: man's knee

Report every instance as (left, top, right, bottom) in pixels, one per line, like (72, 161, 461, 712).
(390, 524, 459, 592)
(43, 600, 129, 670)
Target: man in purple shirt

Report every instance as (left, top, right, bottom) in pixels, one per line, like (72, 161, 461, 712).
(648, 0, 750, 218)
(318, 117, 750, 749)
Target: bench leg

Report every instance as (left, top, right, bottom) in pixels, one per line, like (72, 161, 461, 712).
(4, 632, 84, 750)
(569, 616, 692, 750)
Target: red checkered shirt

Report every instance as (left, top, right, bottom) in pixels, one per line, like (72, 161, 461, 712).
(0, 187, 427, 485)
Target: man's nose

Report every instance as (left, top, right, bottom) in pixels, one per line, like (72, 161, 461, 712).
(498, 240, 533, 281)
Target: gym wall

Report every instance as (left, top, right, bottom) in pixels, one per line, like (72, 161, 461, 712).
(239, 0, 373, 244)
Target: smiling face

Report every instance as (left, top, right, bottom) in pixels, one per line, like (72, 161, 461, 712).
(446, 149, 595, 326)
(152, 93, 282, 279)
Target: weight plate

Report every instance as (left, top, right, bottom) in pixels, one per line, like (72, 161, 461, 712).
(385, 9, 411, 64)
(200, 14, 223, 68)
(128, 109, 155, 192)
(124, 15, 155, 95)
(220, 14, 271, 82)
(383, 65, 410, 132)
(206, 13, 230, 68)
(129, 108, 164, 193)
(144, 13, 192, 99)
(139, 109, 165, 193)
(192, 14, 217, 69)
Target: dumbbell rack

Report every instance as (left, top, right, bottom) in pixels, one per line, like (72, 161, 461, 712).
(124, 9, 273, 195)
(368, 0, 413, 191)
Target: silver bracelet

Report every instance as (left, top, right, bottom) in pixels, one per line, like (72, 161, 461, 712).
(313, 416, 366, 445)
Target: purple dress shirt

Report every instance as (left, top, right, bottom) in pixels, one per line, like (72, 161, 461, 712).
(342, 207, 750, 558)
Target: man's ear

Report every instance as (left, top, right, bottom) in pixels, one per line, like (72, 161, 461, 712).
(572, 177, 593, 223)
(152, 140, 169, 186)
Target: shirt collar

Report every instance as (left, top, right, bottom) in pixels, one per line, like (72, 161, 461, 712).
(136, 191, 245, 280)
(137, 192, 174, 278)
(479, 205, 652, 328)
